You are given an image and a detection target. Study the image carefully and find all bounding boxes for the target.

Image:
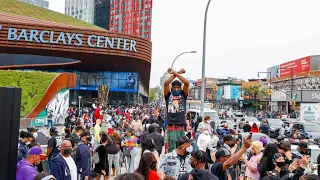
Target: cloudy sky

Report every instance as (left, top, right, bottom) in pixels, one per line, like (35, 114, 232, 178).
(49, 0, 320, 87)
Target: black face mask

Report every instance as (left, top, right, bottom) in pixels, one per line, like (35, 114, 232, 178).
(276, 162, 285, 168)
(86, 136, 92, 142)
(229, 142, 236, 148)
(64, 148, 73, 155)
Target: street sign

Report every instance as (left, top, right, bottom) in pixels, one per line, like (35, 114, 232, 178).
(239, 100, 243, 107)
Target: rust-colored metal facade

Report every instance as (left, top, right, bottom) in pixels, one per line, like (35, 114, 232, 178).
(0, 12, 152, 89)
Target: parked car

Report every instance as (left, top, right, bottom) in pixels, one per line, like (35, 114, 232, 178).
(238, 117, 260, 129)
(267, 118, 284, 138)
(291, 122, 320, 139)
(239, 132, 275, 145)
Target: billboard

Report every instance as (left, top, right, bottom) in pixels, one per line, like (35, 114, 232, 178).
(230, 85, 241, 99)
(280, 56, 310, 77)
(267, 65, 280, 79)
(224, 85, 231, 99)
(216, 85, 240, 100)
(300, 103, 320, 121)
(73, 71, 138, 92)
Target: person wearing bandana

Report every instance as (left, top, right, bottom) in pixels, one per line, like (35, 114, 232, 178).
(163, 68, 189, 153)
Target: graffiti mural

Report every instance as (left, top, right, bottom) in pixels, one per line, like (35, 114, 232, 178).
(30, 89, 69, 126)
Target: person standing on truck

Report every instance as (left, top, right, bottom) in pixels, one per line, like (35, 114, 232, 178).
(164, 68, 189, 153)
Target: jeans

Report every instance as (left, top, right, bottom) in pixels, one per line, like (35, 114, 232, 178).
(47, 120, 53, 129)
(167, 130, 185, 153)
(128, 148, 137, 173)
(108, 152, 120, 176)
(48, 156, 52, 173)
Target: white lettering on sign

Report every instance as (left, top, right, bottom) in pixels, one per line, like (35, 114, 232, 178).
(6, 27, 137, 52)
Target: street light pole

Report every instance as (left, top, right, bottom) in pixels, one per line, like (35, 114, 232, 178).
(171, 51, 197, 69)
(200, 0, 212, 117)
(78, 96, 82, 117)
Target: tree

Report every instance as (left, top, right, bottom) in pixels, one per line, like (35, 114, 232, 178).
(243, 84, 268, 110)
(149, 88, 158, 102)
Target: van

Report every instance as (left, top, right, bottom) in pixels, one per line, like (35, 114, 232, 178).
(187, 108, 219, 122)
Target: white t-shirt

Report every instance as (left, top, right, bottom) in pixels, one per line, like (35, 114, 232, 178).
(63, 155, 77, 180)
(197, 133, 211, 151)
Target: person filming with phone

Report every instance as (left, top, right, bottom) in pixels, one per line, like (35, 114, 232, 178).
(211, 135, 252, 180)
(261, 153, 310, 180)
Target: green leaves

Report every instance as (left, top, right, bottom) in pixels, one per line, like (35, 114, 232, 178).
(0, 70, 57, 117)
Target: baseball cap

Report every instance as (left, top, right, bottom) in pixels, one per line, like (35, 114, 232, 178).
(177, 136, 193, 146)
(28, 147, 46, 157)
(259, 136, 268, 146)
(27, 127, 39, 132)
(41, 175, 57, 180)
(49, 127, 58, 133)
(272, 153, 283, 162)
(298, 142, 308, 149)
(80, 131, 91, 138)
(223, 135, 235, 142)
(215, 148, 231, 159)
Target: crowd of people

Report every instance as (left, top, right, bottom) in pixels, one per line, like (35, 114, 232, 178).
(16, 68, 320, 180)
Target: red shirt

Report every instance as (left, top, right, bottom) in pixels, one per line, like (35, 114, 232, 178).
(134, 170, 159, 180)
(94, 108, 102, 124)
(148, 170, 160, 180)
(83, 114, 89, 122)
(250, 127, 259, 133)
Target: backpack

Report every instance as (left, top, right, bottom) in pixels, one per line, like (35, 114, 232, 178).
(92, 150, 100, 164)
(72, 141, 85, 160)
(54, 135, 62, 151)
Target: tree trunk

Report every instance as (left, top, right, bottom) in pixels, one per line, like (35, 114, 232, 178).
(98, 85, 109, 107)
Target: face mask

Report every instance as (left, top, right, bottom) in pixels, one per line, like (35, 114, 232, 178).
(26, 141, 31, 145)
(99, 106, 103, 109)
(276, 161, 285, 168)
(186, 146, 193, 153)
(33, 132, 38, 138)
(64, 148, 73, 155)
(86, 136, 92, 142)
(229, 142, 235, 148)
(204, 130, 209, 135)
(171, 89, 181, 96)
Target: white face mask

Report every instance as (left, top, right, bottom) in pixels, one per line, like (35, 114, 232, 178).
(33, 132, 38, 138)
(99, 106, 103, 109)
(204, 130, 209, 135)
(186, 146, 193, 153)
(26, 141, 31, 145)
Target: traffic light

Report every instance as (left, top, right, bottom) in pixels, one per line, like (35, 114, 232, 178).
(268, 89, 273, 95)
(293, 101, 296, 106)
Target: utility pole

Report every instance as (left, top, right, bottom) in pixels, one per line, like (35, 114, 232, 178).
(200, 0, 212, 117)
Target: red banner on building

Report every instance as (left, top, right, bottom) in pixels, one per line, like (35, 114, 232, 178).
(280, 56, 310, 77)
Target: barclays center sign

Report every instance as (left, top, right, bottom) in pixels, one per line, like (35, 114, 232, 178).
(5, 27, 137, 52)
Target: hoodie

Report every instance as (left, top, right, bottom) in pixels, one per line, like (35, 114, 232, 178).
(16, 159, 37, 180)
(75, 141, 91, 176)
(178, 168, 219, 180)
(51, 154, 71, 180)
